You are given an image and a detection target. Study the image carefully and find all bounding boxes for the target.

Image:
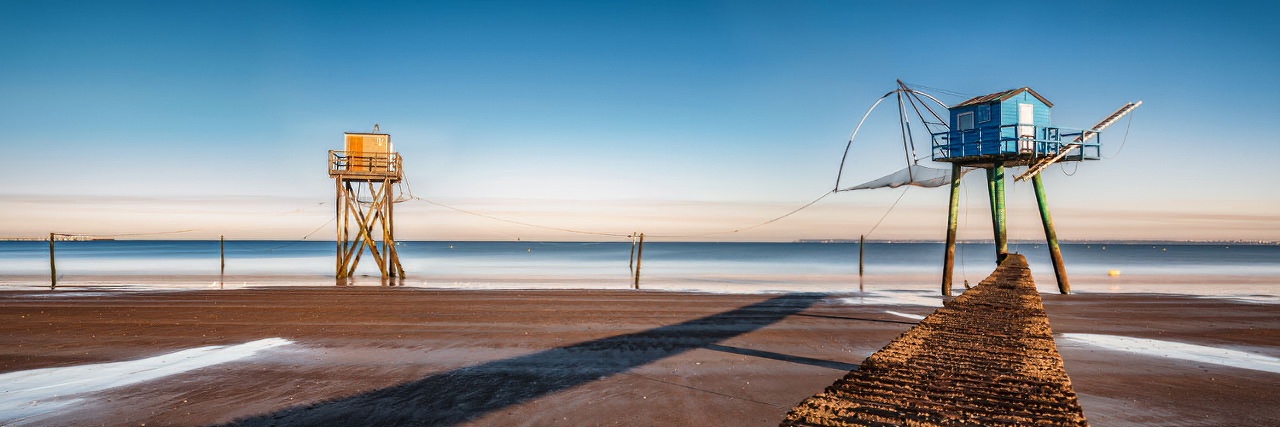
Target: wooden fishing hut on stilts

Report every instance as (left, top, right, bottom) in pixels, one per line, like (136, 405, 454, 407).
(329, 125, 405, 285)
(932, 88, 1139, 296)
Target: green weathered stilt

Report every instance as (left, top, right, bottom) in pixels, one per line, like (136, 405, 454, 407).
(48, 232, 56, 289)
(942, 164, 961, 296)
(1032, 173, 1071, 294)
(990, 162, 1008, 263)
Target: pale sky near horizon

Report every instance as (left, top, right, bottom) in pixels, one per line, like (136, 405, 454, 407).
(2, 1, 1278, 242)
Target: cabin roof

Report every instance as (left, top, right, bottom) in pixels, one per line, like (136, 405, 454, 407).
(953, 87, 1054, 109)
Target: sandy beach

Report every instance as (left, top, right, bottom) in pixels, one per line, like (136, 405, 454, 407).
(0, 287, 1276, 426)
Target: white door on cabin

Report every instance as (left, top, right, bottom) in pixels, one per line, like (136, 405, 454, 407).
(1018, 103, 1034, 138)
(1017, 103, 1035, 153)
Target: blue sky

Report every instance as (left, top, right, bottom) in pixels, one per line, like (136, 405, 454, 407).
(2, 1, 1278, 241)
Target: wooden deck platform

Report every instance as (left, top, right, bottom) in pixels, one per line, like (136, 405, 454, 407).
(781, 254, 1089, 426)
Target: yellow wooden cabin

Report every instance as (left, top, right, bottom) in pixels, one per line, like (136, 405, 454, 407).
(329, 132, 401, 181)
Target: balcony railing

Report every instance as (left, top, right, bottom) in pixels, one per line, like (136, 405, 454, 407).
(931, 124, 1102, 163)
(329, 150, 403, 181)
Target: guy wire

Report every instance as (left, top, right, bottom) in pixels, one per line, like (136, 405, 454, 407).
(865, 186, 910, 237)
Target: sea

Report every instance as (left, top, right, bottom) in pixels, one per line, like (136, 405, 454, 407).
(1, 241, 1277, 301)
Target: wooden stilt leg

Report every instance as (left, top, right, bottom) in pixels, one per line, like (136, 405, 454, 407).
(331, 149, 408, 286)
(1032, 173, 1070, 294)
(990, 162, 1008, 263)
(942, 163, 961, 296)
(336, 179, 347, 284)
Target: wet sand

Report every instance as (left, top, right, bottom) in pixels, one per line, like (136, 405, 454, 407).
(0, 288, 1276, 426)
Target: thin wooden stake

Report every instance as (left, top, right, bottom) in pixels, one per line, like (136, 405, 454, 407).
(858, 234, 865, 292)
(219, 235, 225, 288)
(48, 232, 56, 289)
(633, 233, 644, 290)
(628, 233, 637, 274)
(858, 234, 865, 277)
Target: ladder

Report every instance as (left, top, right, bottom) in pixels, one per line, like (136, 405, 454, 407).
(1016, 101, 1142, 181)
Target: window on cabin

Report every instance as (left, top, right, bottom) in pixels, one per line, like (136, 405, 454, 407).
(957, 112, 975, 131)
(978, 105, 991, 122)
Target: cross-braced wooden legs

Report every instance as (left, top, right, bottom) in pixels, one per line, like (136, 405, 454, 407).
(335, 179, 403, 285)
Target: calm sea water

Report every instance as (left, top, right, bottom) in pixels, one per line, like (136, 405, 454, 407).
(1, 241, 1277, 298)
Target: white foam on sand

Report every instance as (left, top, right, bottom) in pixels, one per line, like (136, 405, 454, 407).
(832, 291, 944, 308)
(884, 310, 926, 321)
(0, 337, 292, 425)
(1061, 333, 1280, 374)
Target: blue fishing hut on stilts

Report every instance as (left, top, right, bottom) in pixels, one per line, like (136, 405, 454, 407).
(932, 87, 1139, 296)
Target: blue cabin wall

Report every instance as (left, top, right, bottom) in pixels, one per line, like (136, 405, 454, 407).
(997, 92, 1051, 127)
(997, 95, 1051, 149)
(947, 97, 1050, 130)
(937, 90, 1055, 160)
(947, 104, 1003, 157)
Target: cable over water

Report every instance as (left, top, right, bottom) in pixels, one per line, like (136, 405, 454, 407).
(644, 190, 835, 239)
(51, 229, 199, 238)
(412, 190, 837, 240)
(864, 186, 910, 237)
(416, 198, 632, 238)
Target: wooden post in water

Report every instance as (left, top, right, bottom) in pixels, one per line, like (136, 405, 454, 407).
(989, 162, 1008, 264)
(942, 163, 961, 296)
(219, 235, 226, 287)
(633, 233, 644, 290)
(858, 234, 866, 292)
(1032, 173, 1070, 294)
(48, 232, 56, 289)
(628, 233, 637, 274)
(858, 235, 865, 278)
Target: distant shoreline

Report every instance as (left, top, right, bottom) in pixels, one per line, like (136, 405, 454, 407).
(2, 238, 1277, 245)
(794, 239, 1280, 246)
(0, 236, 114, 242)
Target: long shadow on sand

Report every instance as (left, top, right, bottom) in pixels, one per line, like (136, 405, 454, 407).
(225, 293, 826, 426)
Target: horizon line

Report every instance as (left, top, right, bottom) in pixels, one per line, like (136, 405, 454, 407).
(5, 237, 1277, 245)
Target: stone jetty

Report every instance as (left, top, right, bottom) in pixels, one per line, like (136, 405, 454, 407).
(781, 254, 1088, 426)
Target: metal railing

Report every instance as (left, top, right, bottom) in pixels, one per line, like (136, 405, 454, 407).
(931, 124, 1102, 162)
(329, 150, 403, 180)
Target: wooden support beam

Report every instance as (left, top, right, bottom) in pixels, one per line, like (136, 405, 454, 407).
(387, 178, 403, 279)
(333, 176, 401, 284)
(345, 192, 387, 278)
(336, 179, 347, 283)
(1033, 173, 1071, 294)
(942, 163, 961, 296)
(986, 166, 998, 261)
(990, 162, 1008, 264)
